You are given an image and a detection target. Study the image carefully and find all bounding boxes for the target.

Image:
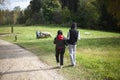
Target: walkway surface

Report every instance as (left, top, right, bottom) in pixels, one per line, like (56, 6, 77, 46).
(0, 39, 66, 80)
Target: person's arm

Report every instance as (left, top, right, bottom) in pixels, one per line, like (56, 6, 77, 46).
(54, 37, 56, 44)
(67, 32, 70, 40)
(78, 31, 80, 40)
(64, 37, 68, 46)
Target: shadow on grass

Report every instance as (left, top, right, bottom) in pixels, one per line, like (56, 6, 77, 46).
(0, 33, 14, 37)
(0, 66, 59, 76)
(0, 69, 41, 75)
(63, 65, 73, 68)
(0, 33, 11, 35)
(41, 65, 74, 70)
(0, 65, 73, 76)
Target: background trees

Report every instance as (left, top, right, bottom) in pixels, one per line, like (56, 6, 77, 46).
(101, 0, 120, 26)
(75, 0, 100, 29)
(0, 0, 120, 32)
(60, 0, 79, 12)
(97, 0, 120, 31)
(42, 0, 61, 24)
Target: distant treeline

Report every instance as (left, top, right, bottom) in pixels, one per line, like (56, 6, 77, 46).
(0, 0, 120, 32)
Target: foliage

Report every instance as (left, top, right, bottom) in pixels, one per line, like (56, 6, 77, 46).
(42, 0, 61, 23)
(30, 0, 42, 13)
(24, 7, 32, 24)
(105, 0, 120, 27)
(73, 0, 100, 29)
(0, 0, 120, 32)
(25, 18, 34, 26)
(17, 11, 26, 24)
(97, 0, 118, 32)
(0, 10, 5, 24)
(0, 10, 15, 25)
(0, 8, 21, 25)
(52, 10, 62, 24)
(60, 0, 79, 12)
(23, 0, 62, 24)
(61, 7, 71, 23)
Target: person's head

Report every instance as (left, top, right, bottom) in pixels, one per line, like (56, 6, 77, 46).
(71, 22, 77, 30)
(57, 30, 63, 35)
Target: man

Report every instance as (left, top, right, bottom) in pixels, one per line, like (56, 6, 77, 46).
(67, 22, 80, 66)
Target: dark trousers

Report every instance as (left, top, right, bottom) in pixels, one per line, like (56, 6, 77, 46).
(55, 48, 65, 65)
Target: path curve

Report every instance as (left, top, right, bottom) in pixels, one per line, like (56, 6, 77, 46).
(0, 39, 66, 80)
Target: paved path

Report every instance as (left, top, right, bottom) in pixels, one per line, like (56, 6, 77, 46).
(0, 39, 66, 80)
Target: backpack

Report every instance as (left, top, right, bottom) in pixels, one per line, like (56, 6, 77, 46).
(56, 35, 65, 48)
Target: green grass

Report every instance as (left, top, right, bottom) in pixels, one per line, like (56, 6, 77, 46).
(0, 25, 120, 80)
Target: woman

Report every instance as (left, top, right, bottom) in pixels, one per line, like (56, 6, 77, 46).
(54, 30, 67, 69)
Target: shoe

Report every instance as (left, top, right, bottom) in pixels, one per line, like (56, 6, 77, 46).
(60, 65, 63, 69)
(72, 64, 76, 67)
(57, 63, 60, 67)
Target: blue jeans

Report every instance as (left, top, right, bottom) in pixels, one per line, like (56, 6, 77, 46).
(68, 45, 76, 66)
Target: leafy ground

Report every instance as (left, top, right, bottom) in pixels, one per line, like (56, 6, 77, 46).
(0, 25, 120, 80)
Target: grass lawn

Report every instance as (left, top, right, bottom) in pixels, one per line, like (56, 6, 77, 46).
(0, 25, 120, 80)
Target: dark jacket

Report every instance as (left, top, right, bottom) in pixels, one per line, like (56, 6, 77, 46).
(54, 35, 67, 50)
(68, 29, 78, 45)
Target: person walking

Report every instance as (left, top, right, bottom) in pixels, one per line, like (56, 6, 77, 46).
(54, 30, 67, 69)
(67, 22, 80, 66)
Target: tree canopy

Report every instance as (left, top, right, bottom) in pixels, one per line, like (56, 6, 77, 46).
(0, 0, 120, 32)
(105, 0, 120, 26)
(97, 0, 120, 31)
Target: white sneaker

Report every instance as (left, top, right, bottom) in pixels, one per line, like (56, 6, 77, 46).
(72, 64, 76, 67)
(57, 63, 60, 67)
(60, 65, 63, 69)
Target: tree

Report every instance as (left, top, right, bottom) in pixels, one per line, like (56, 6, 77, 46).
(0, 10, 12, 25)
(13, 6, 22, 24)
(30, 0, 42, 14)
(17, 11, 25, 24)
(61, 7, 71, 23)
(104, 0, 120, 27)
(24, 0, 43, 25)
(97, 0, 119, 31)
(106, 0, 120, 31)
(24, 6, 32, 21)
(72, 0, 100, 29)
(60, 0, 79, 12)
(42, 0, 61, 23)
(0, 10, 4, 24)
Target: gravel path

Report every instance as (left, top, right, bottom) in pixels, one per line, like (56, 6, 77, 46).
(0, 39, 66, 80)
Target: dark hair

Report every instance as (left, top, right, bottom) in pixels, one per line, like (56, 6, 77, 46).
(57, 30, 63, 35)
(71, 22, 77, 30)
